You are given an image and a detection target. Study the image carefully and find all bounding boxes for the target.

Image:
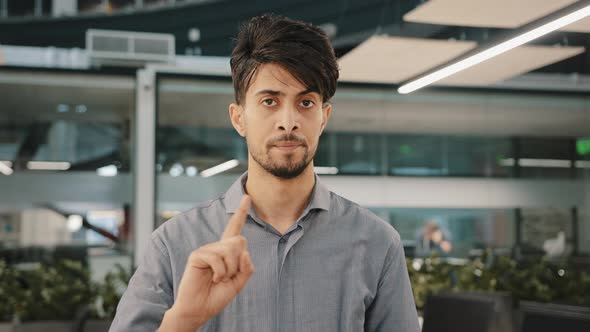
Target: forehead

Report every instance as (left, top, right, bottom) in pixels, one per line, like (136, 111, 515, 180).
(247, 63, 309, 96)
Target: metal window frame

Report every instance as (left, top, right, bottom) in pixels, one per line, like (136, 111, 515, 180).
(133, 61, 230, 265)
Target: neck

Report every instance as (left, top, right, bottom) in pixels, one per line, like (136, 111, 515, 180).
(245, 157, 315, 234)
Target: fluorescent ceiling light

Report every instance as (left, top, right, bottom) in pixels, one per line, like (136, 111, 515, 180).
(67, 215, 83, 232)
(87, 210, 121, 219)
(398, 4, 590, 94)
(0, 161, 13, 175)
(314, 166, 339, 175)
(392, 167, 447, 176)
(200, 159, 239, 178)
(519, 158, 571, 168)
(500, 158, 576, 168)
(56, 104, 69, 113)
(169, 163, 184, 177)
(97, 164, 118, 177)
(27, 161, 71, 171)
(185, 166, 198, 177)
(75, 105, 88, 113)
(499, 158, 516, 167)
(575, 160, 590, 168)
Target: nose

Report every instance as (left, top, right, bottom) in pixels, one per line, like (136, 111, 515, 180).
(277, 104, 299, 133)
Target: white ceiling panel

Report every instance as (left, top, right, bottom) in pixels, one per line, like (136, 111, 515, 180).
(338, 35, 584, 86)
(563, 18, 590, 32)
(403, 0, 590, 32)
(338, 36, 477, 84)
(437, 45, 585, 86)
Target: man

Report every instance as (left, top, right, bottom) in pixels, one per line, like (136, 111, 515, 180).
(416, 220, 453, 257)
(110, 14, 419, 332)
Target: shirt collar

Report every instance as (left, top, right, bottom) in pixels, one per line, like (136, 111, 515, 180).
(223, 171, 331, 215)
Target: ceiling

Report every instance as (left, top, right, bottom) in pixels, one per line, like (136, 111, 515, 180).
(0, 71, 134, 125)
(404, 0, 590, 32)
(0, 0, 588, 81)
(338, 36, 586, 85)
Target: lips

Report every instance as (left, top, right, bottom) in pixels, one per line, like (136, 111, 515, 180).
(274, 142, 301, 148)
(272, 141, 302, 151)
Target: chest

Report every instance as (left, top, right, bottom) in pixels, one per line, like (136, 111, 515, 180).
(208, 231, 376, 331)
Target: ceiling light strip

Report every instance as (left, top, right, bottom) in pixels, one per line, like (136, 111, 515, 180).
(500, 158, 590, 168)
(200, 159, 239, 178)
(26, 161, 71, 171)
(398, 3, 590, 94)
(0, 161, 14, 175)
(519, 158, 571, 168)
(314, 166, 339, 175)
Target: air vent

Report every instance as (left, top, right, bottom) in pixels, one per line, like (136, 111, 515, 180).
(86, 29, 175, 67)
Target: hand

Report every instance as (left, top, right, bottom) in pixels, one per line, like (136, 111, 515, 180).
(440, 241, 452, 253)
(159, 195, 254, 331)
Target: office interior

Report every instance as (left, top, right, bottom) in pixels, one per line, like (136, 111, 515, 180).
(0, 0, 589, 331)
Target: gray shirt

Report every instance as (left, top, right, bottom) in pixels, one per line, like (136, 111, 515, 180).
(109, 173, 420, 332)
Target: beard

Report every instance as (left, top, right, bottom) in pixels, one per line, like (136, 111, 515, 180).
(247, 133, 315, 179)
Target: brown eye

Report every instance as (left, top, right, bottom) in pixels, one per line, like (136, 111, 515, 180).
(262, 99, 277, 106)
(300, 100, 315, 108)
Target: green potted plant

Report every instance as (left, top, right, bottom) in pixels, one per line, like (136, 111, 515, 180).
(84, 264, 131, 332)
(0, 260, 21, 332)
(14, 260, 97, 332)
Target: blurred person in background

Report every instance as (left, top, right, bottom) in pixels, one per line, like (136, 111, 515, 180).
(416, 219, 453, 257)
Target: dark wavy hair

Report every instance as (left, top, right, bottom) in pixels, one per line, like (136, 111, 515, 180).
(230, 14, 339, 105)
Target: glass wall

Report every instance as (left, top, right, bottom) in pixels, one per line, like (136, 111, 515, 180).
(155, 76, 244, 227)
(6, 0, 50, 17)
(519, 207, 574, 255)
(369, 207, 515, 258)
(578, 137, 590, 255)
(388, 135, 514, 177)
(155, 75, 589, 257)
(518, 137, 575, 179)
(0, 69, 135, 281)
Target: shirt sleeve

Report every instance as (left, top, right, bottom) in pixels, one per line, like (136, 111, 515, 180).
(109, 233, 174, 332)
(364, 235, 421, 332)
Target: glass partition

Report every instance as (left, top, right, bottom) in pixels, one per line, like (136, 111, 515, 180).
(154, 74, 589, 258)
(0, 69, 135, 281)
(368, 207, 516, 258)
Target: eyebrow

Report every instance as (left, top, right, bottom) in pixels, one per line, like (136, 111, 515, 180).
(254, 89, 318, 97)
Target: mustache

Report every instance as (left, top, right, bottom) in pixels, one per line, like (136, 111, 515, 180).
(267, 134, 307, 147)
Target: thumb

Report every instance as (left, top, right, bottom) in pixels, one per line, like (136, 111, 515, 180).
(233, 251, 254, 292)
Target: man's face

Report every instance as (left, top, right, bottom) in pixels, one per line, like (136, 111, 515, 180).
(229, 63, 331, 179)
(431, 230, 443, 243)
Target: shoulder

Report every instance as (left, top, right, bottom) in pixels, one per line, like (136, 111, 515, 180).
(151, 196, 228, 251)
(328, 191, 401, 248)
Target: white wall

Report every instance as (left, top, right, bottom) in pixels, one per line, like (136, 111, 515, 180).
(154, 174, 584, 209)
(20, 209, 70, 246)
(3, 173, 576, 210)
(52, 0, 77, 16)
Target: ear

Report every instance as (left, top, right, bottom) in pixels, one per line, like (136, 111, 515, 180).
(229, 103, 246, 137)
(319, 102, 332, 135)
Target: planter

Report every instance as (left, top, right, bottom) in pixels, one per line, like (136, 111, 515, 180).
(518, 301, 590, 332)
(422, 291, 517, 332)
(0, 319, 112, 332)
(0, 322, 13, 332)
(84, 319, 112, 332)
(13, 322, 72, 332)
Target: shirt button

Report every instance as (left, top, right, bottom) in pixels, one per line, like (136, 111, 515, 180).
(279, 237, 287, 243)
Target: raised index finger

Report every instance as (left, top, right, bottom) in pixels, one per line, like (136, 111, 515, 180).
(221, 195, 251, 240)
